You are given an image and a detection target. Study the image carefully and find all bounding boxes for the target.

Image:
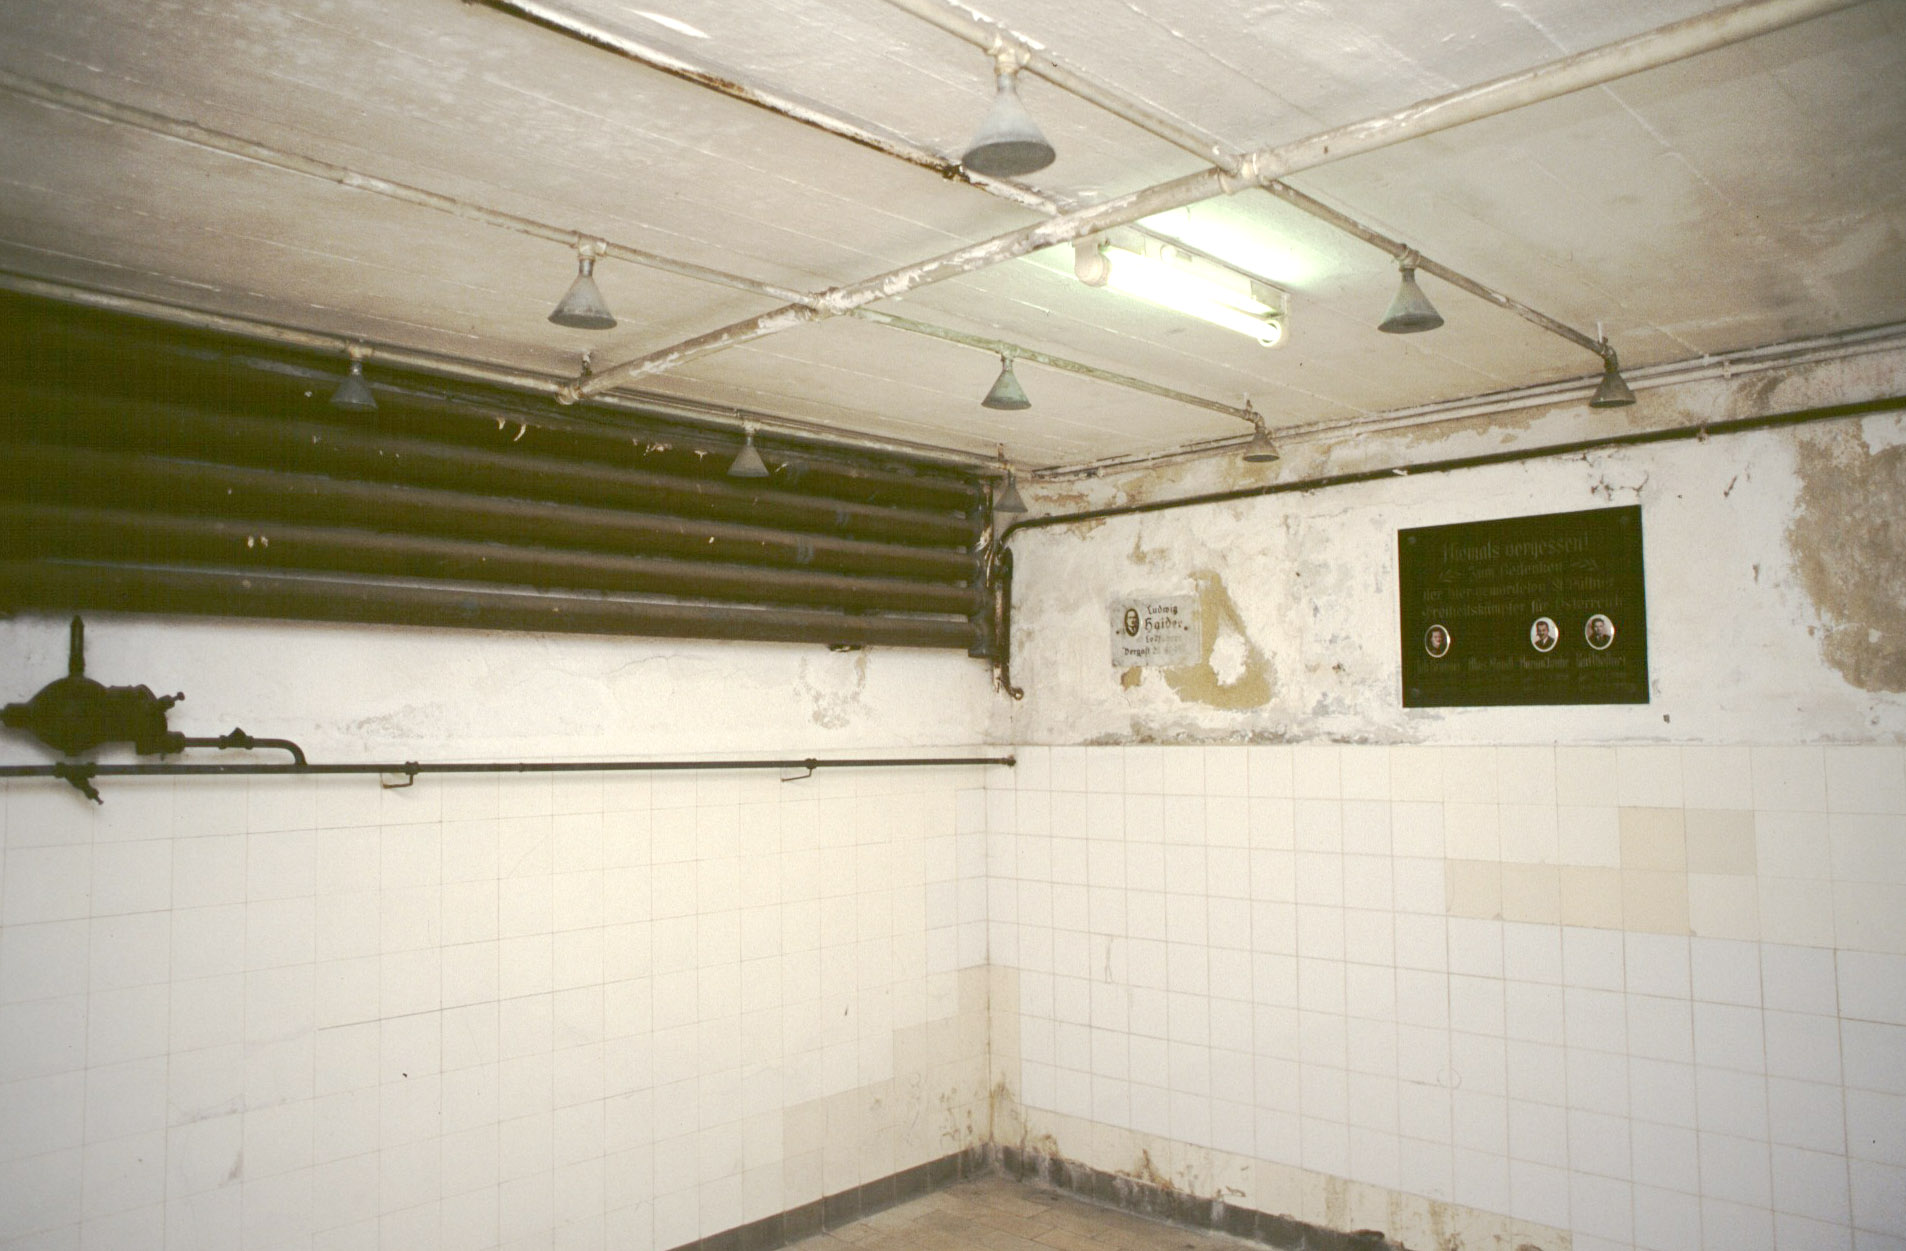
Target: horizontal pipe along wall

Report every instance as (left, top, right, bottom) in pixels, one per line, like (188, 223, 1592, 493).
(0, 294, 991, 652)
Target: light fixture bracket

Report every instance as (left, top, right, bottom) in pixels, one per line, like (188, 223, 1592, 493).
(1081, 228, 1286, 346)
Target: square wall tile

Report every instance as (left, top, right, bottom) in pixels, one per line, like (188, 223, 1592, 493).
(1556, 747, 1618, 807)
(1825, 746, 1906, 815)
(1447, 861, 1502, 922)
(1689, 875, 1761, 942)
(1500, 866, 1561, 927)
(1681, 746, 1754, 812)
(1560, 869, 1622, 931)
(1686, 811, 1758, 876)
(1753, 747, 1828, 813)
(1618, 747, 1685, 809)
(1620, 809, 1687, 872)
(1622, 871, 1690, 936)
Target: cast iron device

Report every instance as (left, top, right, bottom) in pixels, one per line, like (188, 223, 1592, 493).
(2, 617, 303, 800)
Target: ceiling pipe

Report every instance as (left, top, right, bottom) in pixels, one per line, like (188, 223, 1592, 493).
(0, 273, 999, 472)
(1257, 180, 1607, 360)
(875, 0, 1242, 176)
(563, 0, 1861, 402)
(0, 69, 816, 309)
(1031, 319, 1906, 482)
(467, 0, 1059, 212)
(0, 73, 1254, 433)
(877, 0, 1854, 374)
(853, 309, 1258, 425)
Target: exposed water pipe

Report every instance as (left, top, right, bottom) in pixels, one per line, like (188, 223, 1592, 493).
(852, 309, 1257, 424)
(875, 0, 1242, 176)
(565, 0, 1862, 402)
(0, 754, 1014, 803)
(1252, 181, 1607, 359)
(878, 0, 1618, 365)
(0, 71, 817, 310)
(467, 0, 1061, 211)
(0, 74, 1251, 433)
(998, 393, 1906, 539)
(1032, 320, 1906, 481)
(0, 272, 998, 472)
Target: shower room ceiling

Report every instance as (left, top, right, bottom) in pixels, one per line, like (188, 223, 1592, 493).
(0, 0, 1900, 470)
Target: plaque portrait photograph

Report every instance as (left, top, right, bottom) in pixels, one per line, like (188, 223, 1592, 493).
(1398, 505, 1648, 706)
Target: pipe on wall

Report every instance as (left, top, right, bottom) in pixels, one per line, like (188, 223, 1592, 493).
(0, 71, 1253, 435)
(5, 444, 979, 583)
(0, 561, 983, 651)
(0, 385, 981, 545)
(0, 504, 985, 617)
(880, 0, 1618, 366)
(999, 394, 1906, 540)
(565, 0, 1863, 401)
(0, 755, 1015, 804)
(0, 273, 1000, 475)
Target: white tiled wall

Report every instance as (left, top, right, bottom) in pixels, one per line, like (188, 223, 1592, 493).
(0, 764, 993, 1250)
(988, 744, 1906, 1251)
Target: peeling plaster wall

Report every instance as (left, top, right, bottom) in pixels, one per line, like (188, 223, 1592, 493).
(1008, 351, 1906, 746)
(979, 352, 1906, 1251)
(0, 614, 997, 761)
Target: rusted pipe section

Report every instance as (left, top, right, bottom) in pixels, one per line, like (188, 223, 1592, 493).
(0, 503, 984, 617)
(851, 310, 1257, 425)
(0, 274, 1000, 475)
(1001, 394, 1906, 540)
(0, 386, 980, 544)
(4, 445, 979, 582)
(0, 562, 983, 651)
(567, 0, 1861, 400)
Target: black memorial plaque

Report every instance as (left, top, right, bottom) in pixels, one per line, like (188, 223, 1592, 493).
(1399, 505, 1648, 707)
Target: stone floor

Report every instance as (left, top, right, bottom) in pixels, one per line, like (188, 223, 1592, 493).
(794, 1174, 1254, 1251)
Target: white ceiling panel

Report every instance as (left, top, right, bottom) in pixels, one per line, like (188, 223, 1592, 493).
(0, 0, 1898, 471)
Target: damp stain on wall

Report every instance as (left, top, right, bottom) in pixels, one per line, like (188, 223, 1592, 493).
(794, 648, 871, 728)
(1160, 570, 1275, 709)
(1789, 425, 1906, 693)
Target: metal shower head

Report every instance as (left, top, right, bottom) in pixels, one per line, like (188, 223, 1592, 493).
(1378, 264, 1444, 334)
(962, 68, 1055, 179)
(981, 356, 1031, 410)
(549, 252, 616, 330)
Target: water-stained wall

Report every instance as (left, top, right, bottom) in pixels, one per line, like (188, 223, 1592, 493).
(1006, 347, 1906, 746)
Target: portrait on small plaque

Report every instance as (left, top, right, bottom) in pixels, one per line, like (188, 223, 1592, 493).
(1585, 614, 1615, 650)
(1424, 624, 1451, 658)
(1122, 607, 1141, 637)
(1530, 617, 1558, 652)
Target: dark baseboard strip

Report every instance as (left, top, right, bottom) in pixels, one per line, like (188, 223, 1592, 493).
(665, 1144, 992, 1251)
(998, 1145, 1400, 1251)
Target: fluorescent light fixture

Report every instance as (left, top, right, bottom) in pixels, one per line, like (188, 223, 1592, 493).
(1076, 233, 1284, 346)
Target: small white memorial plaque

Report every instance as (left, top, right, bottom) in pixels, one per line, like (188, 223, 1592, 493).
(1110, 596, 1201, 668)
